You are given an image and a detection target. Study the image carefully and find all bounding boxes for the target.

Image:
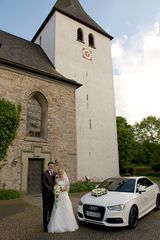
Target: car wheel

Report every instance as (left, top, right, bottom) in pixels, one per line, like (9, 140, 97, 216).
(156, 194, 160, 210)
(128, 205, 138, 229)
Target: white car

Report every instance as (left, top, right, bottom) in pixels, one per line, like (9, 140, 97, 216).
(77, 176, 160, 228)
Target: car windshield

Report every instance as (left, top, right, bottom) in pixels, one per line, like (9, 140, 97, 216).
(98, 178, 135, 193)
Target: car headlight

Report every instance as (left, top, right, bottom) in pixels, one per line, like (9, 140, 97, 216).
(107, 204, 125, 211)
(78, 200, 83, 206)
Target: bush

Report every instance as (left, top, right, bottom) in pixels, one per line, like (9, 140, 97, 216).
(0, 98, 21, 162)
(0, 189, 21, 200)
(120, 162, 136, 176)
(151, 162, 160, 172)
(69, 181, 96, 193)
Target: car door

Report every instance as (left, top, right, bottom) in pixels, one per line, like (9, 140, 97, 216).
(137, 177, 155, 217)
(136, 178, 147, 216)
(142, 177, 156, 209)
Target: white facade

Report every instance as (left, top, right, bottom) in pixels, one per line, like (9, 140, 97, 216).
(34, 10, 119, 180)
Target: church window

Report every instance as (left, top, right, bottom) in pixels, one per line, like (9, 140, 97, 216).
(77, 28, 84, 42)
(88, 33, 95, 48)
(26, 92, 48, 138)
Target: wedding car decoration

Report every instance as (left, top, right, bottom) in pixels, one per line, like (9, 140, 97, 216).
(91, 187, 108, 197)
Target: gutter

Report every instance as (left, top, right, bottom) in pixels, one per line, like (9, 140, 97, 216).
(0, 58, 82, 88)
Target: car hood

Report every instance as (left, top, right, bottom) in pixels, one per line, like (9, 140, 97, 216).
(80, 191, 135, 206)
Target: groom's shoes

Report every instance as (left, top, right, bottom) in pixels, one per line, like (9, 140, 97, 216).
(44, 227, 48, 232)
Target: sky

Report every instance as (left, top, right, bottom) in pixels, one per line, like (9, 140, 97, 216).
(1, 0, 160, 124)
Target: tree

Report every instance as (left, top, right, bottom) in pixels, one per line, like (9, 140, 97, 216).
(116, 116, 137, 173)
(116, 115, 160, 171)
(133, 116, 160, 166)
(133, 116, 160, 144)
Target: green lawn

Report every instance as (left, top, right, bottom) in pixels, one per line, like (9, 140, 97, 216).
(148, 176, 160, 184)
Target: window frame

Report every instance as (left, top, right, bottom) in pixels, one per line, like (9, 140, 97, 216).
(26, 91, 48, 139)
(88, 33, 95, 48)
(77, 28, 84, 43)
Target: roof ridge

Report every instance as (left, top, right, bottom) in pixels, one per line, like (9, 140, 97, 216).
(32, 0, 113, 42)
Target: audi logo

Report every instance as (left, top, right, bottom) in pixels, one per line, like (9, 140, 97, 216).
(88, 206, 98, 211)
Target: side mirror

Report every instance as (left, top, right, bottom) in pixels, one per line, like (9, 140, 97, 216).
(137, 185, 146, 194)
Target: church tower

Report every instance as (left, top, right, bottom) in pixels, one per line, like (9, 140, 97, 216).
(32, 0, 119, 180)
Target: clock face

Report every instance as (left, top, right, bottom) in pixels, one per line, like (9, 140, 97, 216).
(82, 48, 92, 60)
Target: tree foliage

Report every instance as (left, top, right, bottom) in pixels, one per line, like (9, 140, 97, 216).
(0, 98, 21, 162)
(116, 116, 137, 173)
(116, 115, 160, 173)
(133, 116, 160, 144)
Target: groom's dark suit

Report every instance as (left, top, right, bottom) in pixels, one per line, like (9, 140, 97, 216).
(42, 170, 56, 232)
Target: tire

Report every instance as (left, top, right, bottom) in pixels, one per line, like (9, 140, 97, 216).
(128, 205, 138, 229)
(155, 194, 160, 210)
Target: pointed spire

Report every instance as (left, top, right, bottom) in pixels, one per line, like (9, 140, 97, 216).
(32, 0, 112, 42)
(54, 0, 112, 39)
(54, 0, 75, 9)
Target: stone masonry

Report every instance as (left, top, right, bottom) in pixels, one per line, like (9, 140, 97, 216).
(0, 65, 78, 191)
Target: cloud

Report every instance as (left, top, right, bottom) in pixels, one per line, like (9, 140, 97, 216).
(112, 20, 160, 124)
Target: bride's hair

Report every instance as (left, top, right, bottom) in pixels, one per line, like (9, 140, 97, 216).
(57, 167, 70, 187)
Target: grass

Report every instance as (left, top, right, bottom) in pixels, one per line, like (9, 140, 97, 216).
(69, 181, 96, 193)
(148, 176, 160, 184)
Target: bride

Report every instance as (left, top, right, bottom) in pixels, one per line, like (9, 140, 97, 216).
(48, 167, 79, 233)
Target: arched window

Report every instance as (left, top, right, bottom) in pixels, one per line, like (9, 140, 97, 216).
(77, 28, 84, 42)
(88, 33, 95, 47)
(26, 92, 48, 138)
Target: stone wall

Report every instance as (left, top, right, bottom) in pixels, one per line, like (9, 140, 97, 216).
(0, 65, 78, 191)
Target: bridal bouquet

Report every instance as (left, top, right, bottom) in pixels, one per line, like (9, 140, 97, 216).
(54, 184, 61, 208)
(91, 188, 108, 197)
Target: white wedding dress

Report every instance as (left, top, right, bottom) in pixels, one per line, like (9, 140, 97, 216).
(47, 178, 79, 233)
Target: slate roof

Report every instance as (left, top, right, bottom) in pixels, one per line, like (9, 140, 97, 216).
(0, 30, 80, 86)
(32, 0, 113, 42)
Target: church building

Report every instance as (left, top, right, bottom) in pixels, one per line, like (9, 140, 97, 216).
(0, 0, 119, 193)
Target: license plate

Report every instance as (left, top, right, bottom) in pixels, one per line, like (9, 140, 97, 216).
(85, 211, 101, 218)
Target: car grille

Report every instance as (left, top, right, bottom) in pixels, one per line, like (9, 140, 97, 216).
(83, 204, 105, 221)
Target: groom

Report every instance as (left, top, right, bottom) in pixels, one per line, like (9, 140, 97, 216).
(42, 161, 56, 232)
